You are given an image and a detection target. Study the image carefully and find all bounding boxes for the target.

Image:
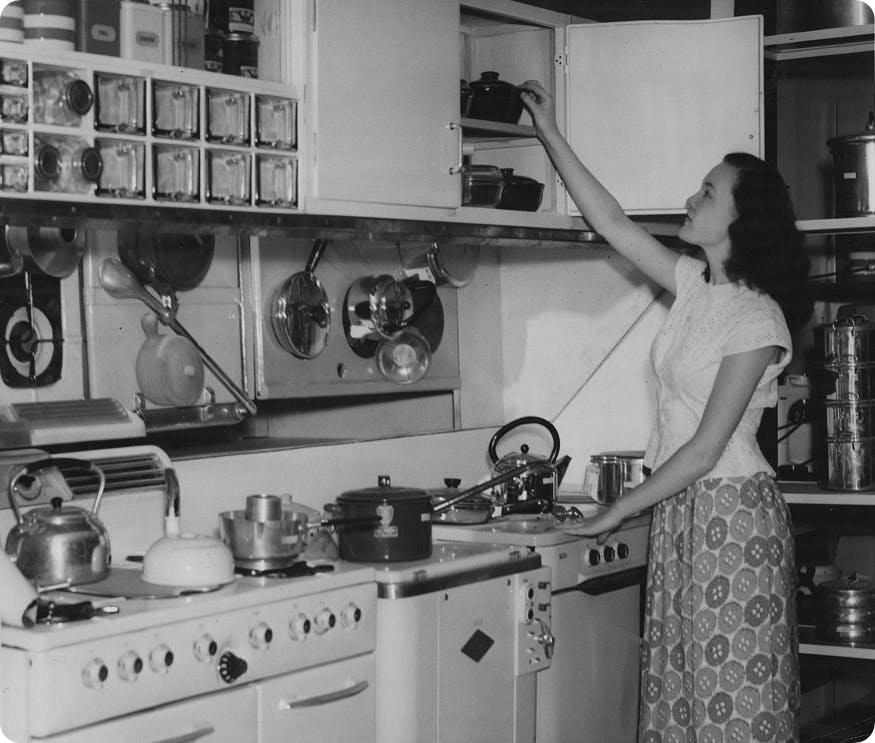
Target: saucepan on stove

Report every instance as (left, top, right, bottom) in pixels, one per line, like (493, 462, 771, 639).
(327, 465, 551, 562)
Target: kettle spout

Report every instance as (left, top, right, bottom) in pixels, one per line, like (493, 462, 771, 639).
(164, 468, 180, 538)
(554, 455, 572, 488)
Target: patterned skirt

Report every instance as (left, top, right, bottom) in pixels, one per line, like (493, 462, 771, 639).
(638, 472, 799, 743)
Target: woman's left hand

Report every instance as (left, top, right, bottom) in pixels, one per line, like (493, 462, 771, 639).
(560, 505, 625, 543)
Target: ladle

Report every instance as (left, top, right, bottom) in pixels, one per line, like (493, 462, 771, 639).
(99, 257, 257, 416)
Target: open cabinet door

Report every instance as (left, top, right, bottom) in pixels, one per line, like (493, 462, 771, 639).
(311, 0, 461, 209)
(566, 16, 762, 215)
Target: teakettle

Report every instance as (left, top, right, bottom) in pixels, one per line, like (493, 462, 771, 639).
(487, 416, 571, 506)
(5, 458, 110, 587)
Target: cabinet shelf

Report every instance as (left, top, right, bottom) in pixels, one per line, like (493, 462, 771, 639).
(798, 217, 875, 235)
(782, 481, 875, 506)
(800, 627, 875, 660)
(765, 24, 874, 60)
(460, 117, 536, 141)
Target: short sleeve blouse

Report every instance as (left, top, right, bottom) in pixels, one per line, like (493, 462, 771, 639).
(643, 255, 792, 478)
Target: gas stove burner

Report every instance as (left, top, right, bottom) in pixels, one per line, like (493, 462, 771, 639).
(234, 561, 335, 579)
(0, 272, 63, 388)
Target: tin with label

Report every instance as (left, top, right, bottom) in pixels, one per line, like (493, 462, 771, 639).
(222, 31, 258, 78)
(153, 80, 199, 139)
(153, 143, 199, 201)
(95, 73, 145, 133)
(207, 149, 250, 204)
(120, 0, 165, 64)
(74, 0, 119, 56)
(23, 0, 75, 49)
(208, 0, 253, 34)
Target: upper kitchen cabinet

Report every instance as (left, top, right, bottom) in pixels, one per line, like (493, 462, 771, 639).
(308, 0, 461, 211)
(305, 1, 762, 227)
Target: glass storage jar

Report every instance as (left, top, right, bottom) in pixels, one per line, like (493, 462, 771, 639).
(33, 134, 103, 194)
(32, 68, 94, 126)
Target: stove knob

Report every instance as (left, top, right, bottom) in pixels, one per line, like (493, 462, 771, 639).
(194, 634, 218, 662)
(249, 621, 273, 649)
(118, 651, 143, 682)
(603, 546, 615, 563)
(81, 658, 109, 689)
(313, 608, 336, 635)
(587, 549, 600, 566)
(617, 542, 630, 560)
(149, 644, 174, 673)
(289, 613, 311, 641)
(218, 651, 248, 684)
(340, 603, 362, 628)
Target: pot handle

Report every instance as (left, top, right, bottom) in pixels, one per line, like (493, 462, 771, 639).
(8, 458, 106, 524)
(488, 416, 561, 464)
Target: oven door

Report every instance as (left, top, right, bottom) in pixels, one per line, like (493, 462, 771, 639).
(39, 685, 257, 743)
(536, 567, 645, 743)
(257, 653, 375, 743)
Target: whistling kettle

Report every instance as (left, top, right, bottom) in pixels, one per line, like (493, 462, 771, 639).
(5, 458, 110, 587)
(488, 416, 571, 506)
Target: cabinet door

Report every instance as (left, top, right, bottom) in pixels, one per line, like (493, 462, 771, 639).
(566, 16, 762, 215)
(312, 0, 461, 208)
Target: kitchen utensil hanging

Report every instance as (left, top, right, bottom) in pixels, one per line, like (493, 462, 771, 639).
(4, 225, 84, 279)
(269, 238, 331, 359)
(117, 230, 215, 295)
(98, 257, 256, 417)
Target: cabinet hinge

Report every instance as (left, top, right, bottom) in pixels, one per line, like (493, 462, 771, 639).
(555, 50, 568, 70)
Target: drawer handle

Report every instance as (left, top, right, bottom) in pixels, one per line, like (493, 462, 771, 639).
(279, 679, 370, 710)
(150, 725, 216, 743)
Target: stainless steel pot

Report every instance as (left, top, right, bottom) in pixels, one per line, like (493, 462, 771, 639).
(823, 399, 875, 438)
(823, 435, 875, 491)
(811, 362, 875, 401)
(816, 573, 875, 643)
(828, 114, 875, 217)
(814, 315, 875, 364)
(779, 0, 874, 34)
(5, 458, 109, 587)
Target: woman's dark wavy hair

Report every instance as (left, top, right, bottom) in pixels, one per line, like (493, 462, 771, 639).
(721, 152, 813, 332)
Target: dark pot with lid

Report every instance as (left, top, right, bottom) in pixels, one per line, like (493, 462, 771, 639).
(467, 71, 523, 124)
(329, 475, 432, 562)
(497, 168, 544, 211)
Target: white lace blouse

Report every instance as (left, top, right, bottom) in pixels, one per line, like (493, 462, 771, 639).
(643, 255, 792, 479)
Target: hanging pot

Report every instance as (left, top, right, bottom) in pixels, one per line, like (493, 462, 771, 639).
(269, 239, 331, 360)
(488, 416, 570, 506)
(4, 225, 84, 278)
(118, 230, 214, 295)
(5, 458, 110, 587)
(342, 274, 436, 358)
(135, 312, 205, 407)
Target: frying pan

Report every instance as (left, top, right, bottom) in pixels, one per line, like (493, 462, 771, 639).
(270, 239, 331, 359)
(118, 230, 215, 295)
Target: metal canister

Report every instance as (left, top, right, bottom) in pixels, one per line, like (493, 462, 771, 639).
(222, 31, 258, 78)
(0, 1, 24, 43)
(23, 0, 75, 49)
(119, 0, 165, 64)
(157, 2, 204, 68)
(74, 0, 119, 56)
(208, 0, 253, 34)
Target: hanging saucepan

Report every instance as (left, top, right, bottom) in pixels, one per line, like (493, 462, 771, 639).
(488, 416, 571, 506)
(269, 239, 331, 359)
(328, 465, 551, 562)
(118, 230, 215, 295)
(4, 225, 85, 279)
(342, 274, 437, 358)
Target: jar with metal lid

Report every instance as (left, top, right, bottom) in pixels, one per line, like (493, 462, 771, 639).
(32, 69, 93, 126)
(222, 31, 258, 77)
(584, 454, 623, 504)
(33, 134, 102, 194)
(461, 164, 503, 207)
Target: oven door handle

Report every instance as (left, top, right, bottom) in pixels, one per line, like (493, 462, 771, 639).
(575, 566, 647, 596)
(279, 679, 370, 710)
(149, 725, 216, 743)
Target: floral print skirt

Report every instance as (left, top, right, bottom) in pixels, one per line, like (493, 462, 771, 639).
(638, 472, 799, 743)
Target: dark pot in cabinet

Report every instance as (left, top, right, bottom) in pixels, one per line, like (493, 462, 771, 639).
(497, 169, 544, 211)
(467, 71, 523, 124)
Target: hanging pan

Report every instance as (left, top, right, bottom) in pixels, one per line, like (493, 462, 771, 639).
(270, 239, 331, 359)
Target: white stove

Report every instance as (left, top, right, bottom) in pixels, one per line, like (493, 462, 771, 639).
(0, 446, 379, 743)
(433, 497, 652, 743)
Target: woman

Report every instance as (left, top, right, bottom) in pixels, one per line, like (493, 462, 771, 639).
(520, 81, 808, 742)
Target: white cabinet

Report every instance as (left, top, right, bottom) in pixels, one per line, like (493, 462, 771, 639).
(309, 0, 460, 209)
(306, 1, 763, 226)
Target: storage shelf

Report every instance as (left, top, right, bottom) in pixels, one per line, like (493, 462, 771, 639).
(782, 481, 875, 505)
(802, 280, 875, 302)
(800, 627, 875, 660)
(765, 25, 875, 61)
(797, 217, 875, 235)
(460, 117, 536, 140)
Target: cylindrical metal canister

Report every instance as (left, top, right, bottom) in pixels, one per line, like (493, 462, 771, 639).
(23, 0, 75, 49)
(119, 0, 165, 63)
(222, 31, 258, 77)
(0, 1, 24, 43)
(208, 0, 253, 34)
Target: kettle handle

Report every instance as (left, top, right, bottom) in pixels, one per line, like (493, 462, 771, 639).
(8, 458, 106, 523)
(488, 416, 561, 464)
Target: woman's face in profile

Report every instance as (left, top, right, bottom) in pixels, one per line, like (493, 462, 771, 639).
(678, 161, 739, 250)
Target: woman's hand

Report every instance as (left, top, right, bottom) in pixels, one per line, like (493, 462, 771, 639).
(519, 80, 559, 140)
(560, 505, 625, 544)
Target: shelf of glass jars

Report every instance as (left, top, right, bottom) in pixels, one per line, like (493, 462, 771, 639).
(0, 42, 299, 213)
(764, 24, 875, 61)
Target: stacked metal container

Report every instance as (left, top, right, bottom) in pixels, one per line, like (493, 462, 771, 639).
(811, 315, 875, 490)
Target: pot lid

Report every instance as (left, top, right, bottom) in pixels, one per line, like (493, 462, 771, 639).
(819, 573, 875, 595)
(23, 497, 101, 528)
(338, 474, 430, 503)
(494, 445, 551, 471)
